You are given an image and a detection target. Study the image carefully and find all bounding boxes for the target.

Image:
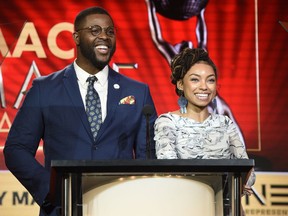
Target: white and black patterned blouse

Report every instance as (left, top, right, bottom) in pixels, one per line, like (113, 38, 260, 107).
(154, 113, 256, 186)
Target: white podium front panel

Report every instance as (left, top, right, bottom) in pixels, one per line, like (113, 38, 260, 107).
(83, 176, 217, 216)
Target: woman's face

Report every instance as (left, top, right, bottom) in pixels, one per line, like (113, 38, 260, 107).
(177, 62, 217, 109)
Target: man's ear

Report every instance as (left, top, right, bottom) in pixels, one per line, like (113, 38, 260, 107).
(73, 32, 80, 45)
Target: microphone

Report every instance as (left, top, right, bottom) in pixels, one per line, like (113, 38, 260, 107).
(142, 104, 154, 159)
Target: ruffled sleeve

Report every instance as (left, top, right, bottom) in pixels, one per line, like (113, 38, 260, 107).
(154, 114, 178, 159)
(226, 116, 249, 159)
(226, 116, 256, 186)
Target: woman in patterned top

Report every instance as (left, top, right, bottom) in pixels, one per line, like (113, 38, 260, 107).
(154, 47, 255, 195)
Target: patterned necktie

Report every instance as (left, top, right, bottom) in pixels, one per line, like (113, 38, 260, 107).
(86, 76, 102, 140)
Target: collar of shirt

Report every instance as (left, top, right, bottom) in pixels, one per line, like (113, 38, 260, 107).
(73, 61, 109, 121)
(73, 61, 109, 87)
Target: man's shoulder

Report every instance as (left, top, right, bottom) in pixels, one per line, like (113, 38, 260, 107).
(109, 68, 148, 87)
(35, 64, 74, 82)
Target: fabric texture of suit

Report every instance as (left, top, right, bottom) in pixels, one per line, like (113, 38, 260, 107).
(4, 64, 157, 216)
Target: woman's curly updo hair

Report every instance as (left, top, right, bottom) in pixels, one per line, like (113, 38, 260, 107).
(170, 48, 217, 96)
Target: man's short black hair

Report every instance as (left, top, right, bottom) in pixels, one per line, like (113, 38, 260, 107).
(74, 6, 113, 31)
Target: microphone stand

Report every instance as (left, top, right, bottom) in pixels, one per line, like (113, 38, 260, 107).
(142, 104, 153, 159)
(145, 114, 151, 159)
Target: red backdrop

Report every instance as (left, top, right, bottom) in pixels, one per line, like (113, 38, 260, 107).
(0, 0, 287, 171)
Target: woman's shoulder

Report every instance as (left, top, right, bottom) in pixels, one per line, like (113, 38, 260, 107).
(157, 112, 173, 120)
(158, 111, 181, 119)
(155, 111, 181, 124)
(210, 113, 234, 125)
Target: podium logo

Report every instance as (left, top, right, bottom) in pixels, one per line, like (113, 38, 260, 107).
(242, 173, 288, 216)
(245, 184, 288, 206)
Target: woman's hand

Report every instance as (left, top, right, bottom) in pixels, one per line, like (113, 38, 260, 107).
(242, 185, 253, 196)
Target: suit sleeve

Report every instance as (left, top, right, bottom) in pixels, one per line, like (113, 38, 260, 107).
(4, 79, 50, 206)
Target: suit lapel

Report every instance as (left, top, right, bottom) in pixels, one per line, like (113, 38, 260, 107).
(62, 64, 94, 140)
(95, 68, 121, 141)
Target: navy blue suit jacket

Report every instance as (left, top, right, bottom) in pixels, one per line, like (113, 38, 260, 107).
(4, 64, 157, 215)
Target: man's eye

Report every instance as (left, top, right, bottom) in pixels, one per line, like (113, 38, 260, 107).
(107, 28, 115, 35)
(91, 28, 101, 34)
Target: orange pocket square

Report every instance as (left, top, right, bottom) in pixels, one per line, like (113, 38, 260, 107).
(119, 95, 136, 105)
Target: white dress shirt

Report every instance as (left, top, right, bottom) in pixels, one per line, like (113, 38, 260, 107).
(73, 61, 108, 122)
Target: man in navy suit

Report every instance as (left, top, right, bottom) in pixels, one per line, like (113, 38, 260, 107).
(4, 6, 157, 216)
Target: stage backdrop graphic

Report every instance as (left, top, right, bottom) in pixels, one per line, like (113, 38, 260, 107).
(0, 0, 287, 172)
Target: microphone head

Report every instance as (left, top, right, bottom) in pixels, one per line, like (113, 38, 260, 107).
(142, 104, 154, 117)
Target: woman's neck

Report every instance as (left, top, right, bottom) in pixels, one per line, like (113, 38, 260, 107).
(173, 106, 210, 122)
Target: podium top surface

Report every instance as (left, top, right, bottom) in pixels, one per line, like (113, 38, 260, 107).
(49, 159, 254, 202)
(51, 159, 254, 174)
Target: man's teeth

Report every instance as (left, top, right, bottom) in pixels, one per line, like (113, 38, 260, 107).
(95, 45, 109, 54)
(96, 45, 108, 50)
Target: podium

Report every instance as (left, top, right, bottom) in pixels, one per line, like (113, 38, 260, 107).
(50, 159, 254, 216)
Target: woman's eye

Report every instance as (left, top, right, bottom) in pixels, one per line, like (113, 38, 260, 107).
(190, 78, 199, 82)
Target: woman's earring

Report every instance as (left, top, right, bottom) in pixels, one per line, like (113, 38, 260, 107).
(212, 97, 217, 113)
(178, 95, 188, 114)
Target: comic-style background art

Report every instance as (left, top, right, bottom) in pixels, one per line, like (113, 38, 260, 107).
(0, 0, 287, 173)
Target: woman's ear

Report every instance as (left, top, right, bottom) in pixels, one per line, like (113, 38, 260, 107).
(177, 80, 183, 91)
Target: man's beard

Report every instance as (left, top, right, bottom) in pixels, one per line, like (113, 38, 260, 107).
(80, 43, 116, 70)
